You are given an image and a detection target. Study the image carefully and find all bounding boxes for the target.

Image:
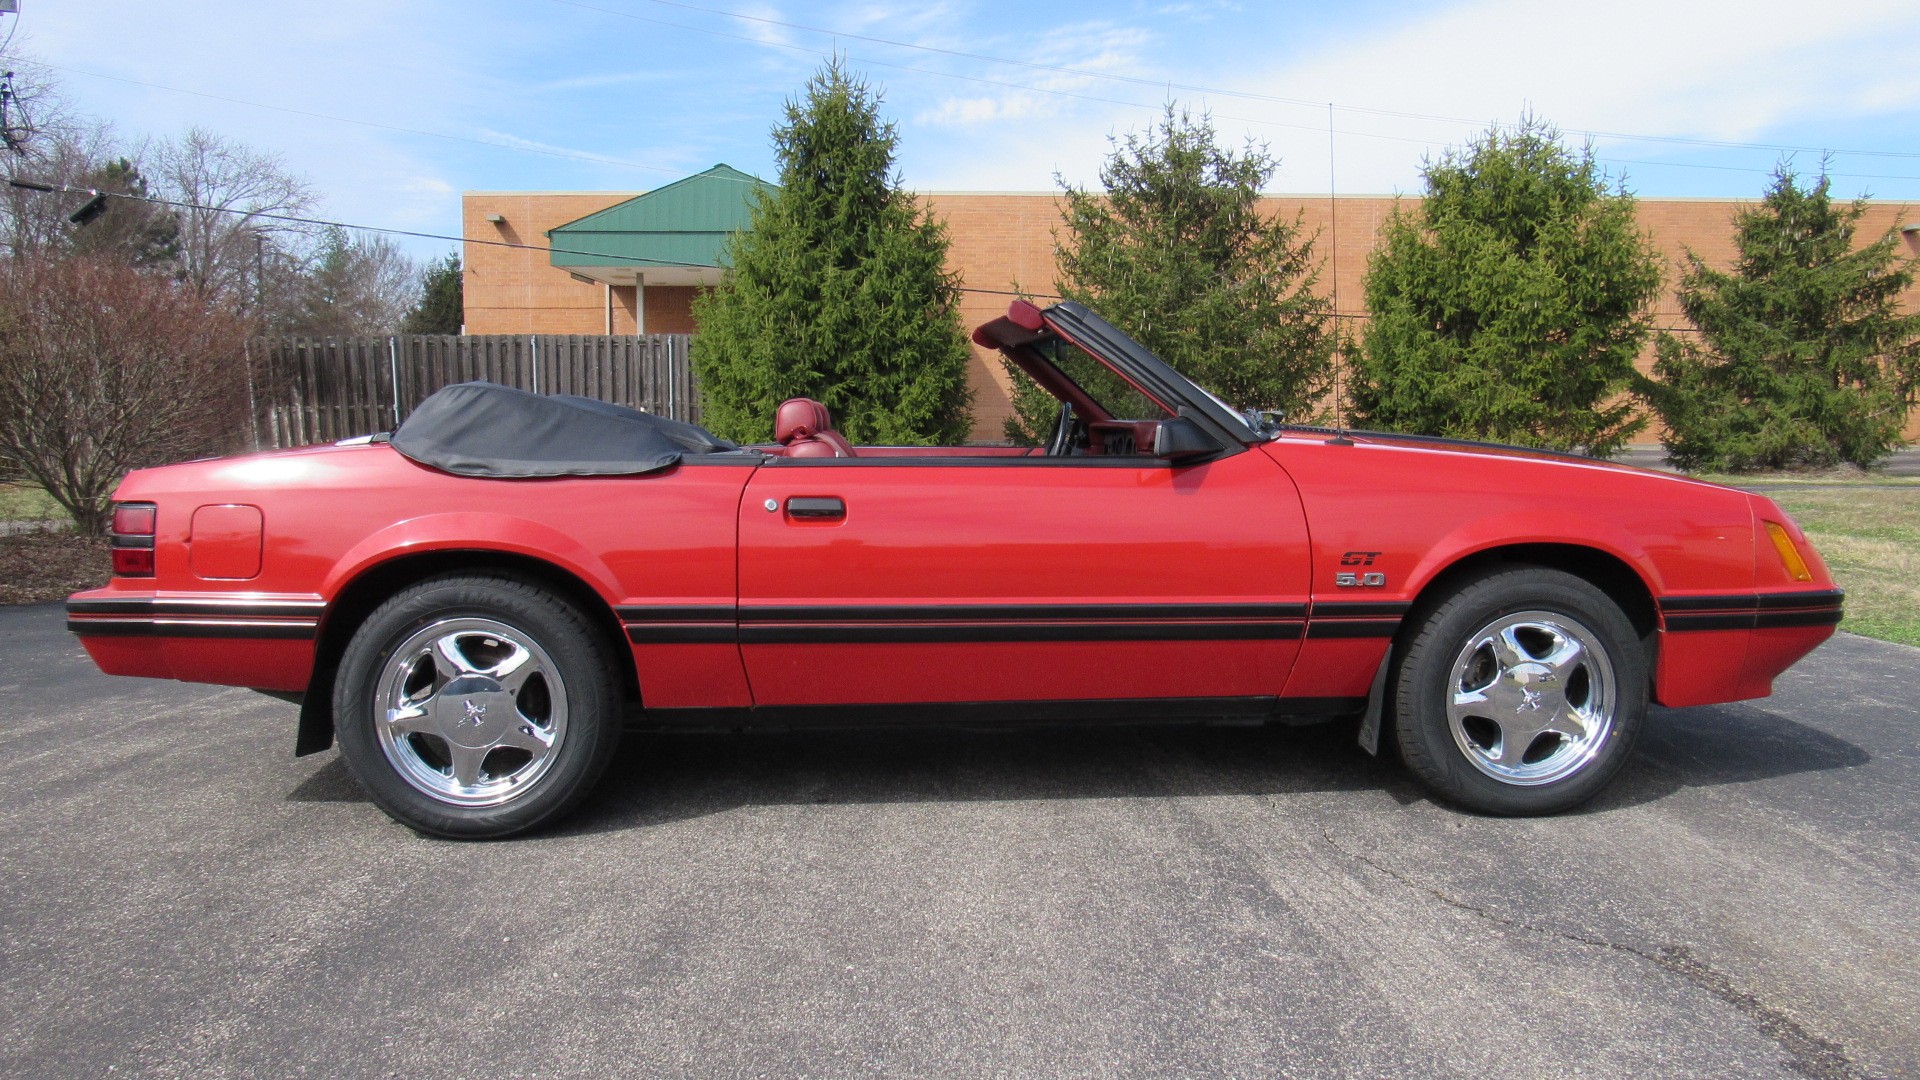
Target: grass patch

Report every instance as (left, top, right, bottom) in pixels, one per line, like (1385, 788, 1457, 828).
(0, 532, 110, 605)
(1763, 487, 1920, 648)
(0, 483, 65, 521)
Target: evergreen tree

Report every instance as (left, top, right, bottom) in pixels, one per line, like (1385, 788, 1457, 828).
(401, 252, 463, 334)
(691, 61, 973, 444)
(1012, 107, 1332, 442)
(1351, 117, 1662, 454)
(1639, 167, 1920, 471)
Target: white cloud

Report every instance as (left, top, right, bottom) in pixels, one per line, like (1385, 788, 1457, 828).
(835, 1, 970, 36)
(733, 2, 794, 48)
(913, 20, 1153, 131)
(1207, 0, 1920, 193)
(906, 0, 1920, 199)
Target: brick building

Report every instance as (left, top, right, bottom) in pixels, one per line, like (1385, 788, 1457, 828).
(464, 167, 1920, 442)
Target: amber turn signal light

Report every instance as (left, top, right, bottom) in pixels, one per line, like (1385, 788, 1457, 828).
(1765, 521, 1813, 582)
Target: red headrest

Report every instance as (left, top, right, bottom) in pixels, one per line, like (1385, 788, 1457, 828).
(775, 397, 833, 444)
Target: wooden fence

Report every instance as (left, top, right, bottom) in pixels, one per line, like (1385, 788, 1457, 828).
(249, 334, 699, 449)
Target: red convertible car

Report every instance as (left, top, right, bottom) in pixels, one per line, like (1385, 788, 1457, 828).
(68, 301, 1842, 838)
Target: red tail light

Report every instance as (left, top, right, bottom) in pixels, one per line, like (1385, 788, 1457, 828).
(110, 502, 157, 577)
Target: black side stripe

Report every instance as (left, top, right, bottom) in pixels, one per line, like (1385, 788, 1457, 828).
(1664, 609, 1844, 632)
(738, 622, 1305, 645)
(1658, 589, 1844, 632)
(1658, 589, 1844, 613)
(1311, 600, 1413, 618)
(617, 605, 737, 644)
(613, 605, 734, 622)
(1305, 619, 1402, 639)
(625, 624, 738, 644)
(67, 619, 318, 640)
(615, 601, 1413, 644)
(1302, 600, 1408, 640)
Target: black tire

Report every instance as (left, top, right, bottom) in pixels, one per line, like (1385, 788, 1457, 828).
(333, 574, 622, 839)
(1391, 565, 1647, 815)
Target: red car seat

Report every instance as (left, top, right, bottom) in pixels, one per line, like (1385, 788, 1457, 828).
(774, 397, 856, 458)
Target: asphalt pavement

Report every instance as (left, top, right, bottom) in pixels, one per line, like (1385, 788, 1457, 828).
(1, 601, 1915, 1079)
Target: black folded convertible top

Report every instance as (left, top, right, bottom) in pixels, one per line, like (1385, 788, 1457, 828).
(389, 382, 738, 478)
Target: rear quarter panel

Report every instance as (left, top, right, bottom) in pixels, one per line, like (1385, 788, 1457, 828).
(76, 444, 754, 706)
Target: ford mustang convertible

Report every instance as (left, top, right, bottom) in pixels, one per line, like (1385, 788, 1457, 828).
(67, 301, 1842, 837)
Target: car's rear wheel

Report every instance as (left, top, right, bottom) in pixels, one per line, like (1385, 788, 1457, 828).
(333, 575, 621, 838)
(1392, 566, 1647, 815)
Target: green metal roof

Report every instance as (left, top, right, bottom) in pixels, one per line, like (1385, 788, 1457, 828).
(546, 164, 771, 276)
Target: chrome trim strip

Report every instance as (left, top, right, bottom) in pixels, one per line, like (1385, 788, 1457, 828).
(68, 597, 327, 618)
(67, 617, 318, 640)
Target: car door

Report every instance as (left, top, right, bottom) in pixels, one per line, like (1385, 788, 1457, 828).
(734, 447, 1312, 709)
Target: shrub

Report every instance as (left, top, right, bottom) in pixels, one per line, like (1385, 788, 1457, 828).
(0, 257, 249, 533)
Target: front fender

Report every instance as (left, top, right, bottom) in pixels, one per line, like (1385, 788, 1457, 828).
(1399, 509, 1667, 601)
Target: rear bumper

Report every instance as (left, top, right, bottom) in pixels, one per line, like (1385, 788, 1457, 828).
(66, 590, 321, 692)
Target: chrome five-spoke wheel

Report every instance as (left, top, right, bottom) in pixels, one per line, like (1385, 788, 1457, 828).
(1393, 566, 1648, 815)
(334, 575, 621, 838)
(1445, 611, 1616, 786)
(374, 617, 568, 806)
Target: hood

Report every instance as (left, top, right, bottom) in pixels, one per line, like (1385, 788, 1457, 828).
(1286, 427, 1736, 491)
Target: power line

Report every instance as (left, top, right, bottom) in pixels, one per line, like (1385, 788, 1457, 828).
(1, 177, 1056, 298)
(574, 0, 1920, 162)
(537, 0, 1920, 184)
(26, 60, 735, 182)
(17, 179, 1733, 328)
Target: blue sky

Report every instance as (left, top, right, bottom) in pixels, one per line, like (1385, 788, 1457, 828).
(7, 0, 1919, 258)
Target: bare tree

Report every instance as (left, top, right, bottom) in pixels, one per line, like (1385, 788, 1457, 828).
(1, 123, 114, 257)
(0, 257, 250, 533)
(152, 127, 314, 302)
(0, 59, 124, 261)
(285, 225, 421, 335)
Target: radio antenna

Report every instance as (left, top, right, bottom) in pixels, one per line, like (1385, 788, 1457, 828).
(1327, 102, 1353, 445)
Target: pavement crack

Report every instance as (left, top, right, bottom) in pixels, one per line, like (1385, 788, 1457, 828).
(1318, 827, 1864, 1080)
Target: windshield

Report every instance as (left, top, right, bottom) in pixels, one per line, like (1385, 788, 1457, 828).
(1036, 337, 1171, 421)
(1042, 304, 1260, 443)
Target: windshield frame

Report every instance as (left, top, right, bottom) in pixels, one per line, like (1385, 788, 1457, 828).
(1037, 303, 1263, 446)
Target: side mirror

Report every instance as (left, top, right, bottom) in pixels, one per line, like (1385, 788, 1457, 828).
(1153, 416, 1222, 462)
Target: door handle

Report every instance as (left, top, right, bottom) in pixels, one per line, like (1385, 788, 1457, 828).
(785, 496, 845, 520)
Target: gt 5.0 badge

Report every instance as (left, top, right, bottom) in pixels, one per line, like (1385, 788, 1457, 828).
(1337, 551, 1385, 587)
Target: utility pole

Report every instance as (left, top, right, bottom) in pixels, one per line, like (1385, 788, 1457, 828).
(0, 3, 27, 156)
(247, 234, 267, 451)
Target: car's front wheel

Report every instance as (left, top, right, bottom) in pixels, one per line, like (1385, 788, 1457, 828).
(1392, 566, 1647, 815)
(333, 574, 621, 838)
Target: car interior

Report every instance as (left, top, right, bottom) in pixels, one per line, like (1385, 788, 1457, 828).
(754, 331, 1184, 460)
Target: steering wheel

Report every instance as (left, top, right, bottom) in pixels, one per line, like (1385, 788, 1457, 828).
(1045, 401, 1076, 456)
